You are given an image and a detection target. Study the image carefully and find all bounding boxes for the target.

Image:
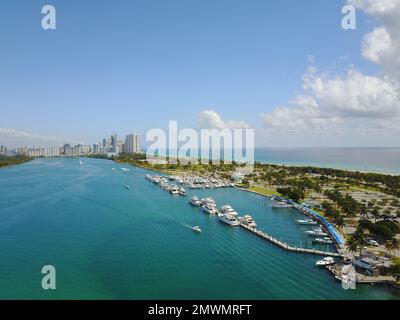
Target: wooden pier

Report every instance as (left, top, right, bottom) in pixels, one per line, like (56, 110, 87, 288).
(239, 223, 343, 257)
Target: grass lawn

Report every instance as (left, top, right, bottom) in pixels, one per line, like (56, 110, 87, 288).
(249, 186, 281, 196)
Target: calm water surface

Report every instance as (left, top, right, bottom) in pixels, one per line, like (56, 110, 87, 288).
(0, 158, 398, 299)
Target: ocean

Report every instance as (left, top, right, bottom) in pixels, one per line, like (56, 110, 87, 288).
(254, 147, 400, 175)
(0, 158, 398, 299)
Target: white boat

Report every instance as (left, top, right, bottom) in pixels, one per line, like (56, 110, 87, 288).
(239, 215, 257, 228)
(189, 196, 202, 207)
(313, 237, 333, 244)
(170, 186, 180, 195)
(79, 160, 83, 165)
(202, 204, 217, 214)
(316, 257, 335, 267)
(201, 197, 216, 206)
(125, 185, 130, 190)
(121, 167, 130, 172)
(272, 201, 292, 209)
(178, 187, 187, 196)
(306, 228, 328, 237)
(219, 205, 239, 217)
(218, 213, 239, 227)
(297, 219, 318, 225)
(193, 226, 201, 233)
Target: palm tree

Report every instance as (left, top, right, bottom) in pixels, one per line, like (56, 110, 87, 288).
(371, 207, 380, 223)
(335, 215, 345, 232)
(386, 239, 399, 260)
(348, 229, 367, 257)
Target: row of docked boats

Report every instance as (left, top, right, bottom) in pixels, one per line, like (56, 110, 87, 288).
(189, 196, 257, 228)
(146, 174, 187, 196)
(297, 219, 334, 244)
(270, 197, 293, 209)
(167, 174, 235, 189)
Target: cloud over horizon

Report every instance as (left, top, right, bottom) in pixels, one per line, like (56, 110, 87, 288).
(260, 0, 400, 146)
(197, 110, 249, 130)
(0, 128, 81, 148)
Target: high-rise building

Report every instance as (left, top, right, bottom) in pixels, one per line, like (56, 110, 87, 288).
(125, 133, 141, 154)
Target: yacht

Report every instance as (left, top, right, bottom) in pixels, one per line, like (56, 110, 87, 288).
(193, 226, 202, 233)
(272, 201, 292, 209)
(178, 187, 187, 196)
(316, 257, 335, 267)
(306, 228, 328, 237)
(239, 215, 257, 228)
(201, 197, 216, 206)
(218, 213, 239, 227)
(313, 237, 333, 244)
(219, 205, 239, 217)
(189, 196, 202, 207)
(297, 219, 318, 226)
(202, 204, 218, 214)
(170, 186, 180, 195)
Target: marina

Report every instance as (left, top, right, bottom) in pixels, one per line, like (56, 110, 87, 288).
(1, 158, 398, 300)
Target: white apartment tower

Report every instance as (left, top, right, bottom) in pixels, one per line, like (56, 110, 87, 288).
(125, 133, 141, 154)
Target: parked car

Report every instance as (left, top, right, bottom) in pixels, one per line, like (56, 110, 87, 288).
(367, 239, 380, 247)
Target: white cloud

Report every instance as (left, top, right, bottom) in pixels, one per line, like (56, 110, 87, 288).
(362, 27, 393, 63)
(197, 110, 249, 129)
(260, 1, 400, 145)
(0, 128, 79, 147)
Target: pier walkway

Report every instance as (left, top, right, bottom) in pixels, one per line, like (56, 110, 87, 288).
(239, 223, 343, 257)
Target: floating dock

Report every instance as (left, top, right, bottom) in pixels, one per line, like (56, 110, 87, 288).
(239, 222, 343, 257)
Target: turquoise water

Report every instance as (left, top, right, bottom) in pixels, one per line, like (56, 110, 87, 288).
(0, 158, 398, 300)
(254, 147, 400, 175)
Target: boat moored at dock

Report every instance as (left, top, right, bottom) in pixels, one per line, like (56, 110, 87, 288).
(239, 215, 257, 228)
(316, 257, 336, 267)
(189, 196, 202, 207)
(306, 227, 328, 237)
(297, 219, 318, 226)
(218, 213, 239, 227)
(313, 237, 334, 244)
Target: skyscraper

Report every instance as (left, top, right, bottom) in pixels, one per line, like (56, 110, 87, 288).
(125, 134, 141, 154)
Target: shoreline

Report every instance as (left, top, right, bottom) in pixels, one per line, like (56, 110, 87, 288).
(119, 159, 399, 292)
(0, 157, 33, 169)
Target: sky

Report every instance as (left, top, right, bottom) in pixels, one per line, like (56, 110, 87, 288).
(0, 0, 399, 148)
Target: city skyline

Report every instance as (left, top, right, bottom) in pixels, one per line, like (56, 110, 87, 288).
(1, 0, 400, 148)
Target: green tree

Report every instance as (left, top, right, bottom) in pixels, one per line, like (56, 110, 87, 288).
(371, 207, 381, 223)
(347, 229, 367, 257)
(385, 238, 399, 260)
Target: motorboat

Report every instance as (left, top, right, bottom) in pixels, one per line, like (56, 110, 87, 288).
(201, 197, 216, 206)
(218, 213, 239, 227)
(170, 186, 180, 195)
(239, 215, 257, 228)
(313, 237, 333, 244)
(272, 201, 292, 209)
(306, 228, 328, 237)
(297, 219, 318, 226)
(193, 226, 201, 233)
(202, 204, 218, 214)
(316, 257, 335, 267)
(219, 205, 239, 217)
(178, 187, 187, 196)
(189, 196, 202, 207)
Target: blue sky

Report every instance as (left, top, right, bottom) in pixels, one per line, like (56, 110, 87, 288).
(1, 0, 398, 147)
